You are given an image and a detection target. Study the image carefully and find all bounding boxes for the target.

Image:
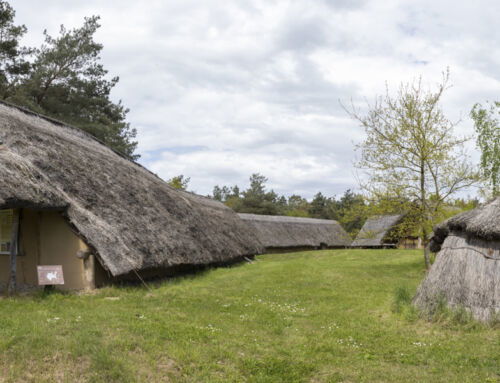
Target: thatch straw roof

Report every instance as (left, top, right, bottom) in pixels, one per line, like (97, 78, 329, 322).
(430, 197, 500, 253)
(351, 215, 404, 247)
(414, 197, 500, 322)
(0, 101, 263, 276)
(238, 214, 351, 249)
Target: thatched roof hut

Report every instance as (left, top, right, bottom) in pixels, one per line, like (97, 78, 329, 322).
(0, 101, 263, 281)
(238, 214, 351, 251)
(413, 197, 500, 321)
(351, 215, 404, 248)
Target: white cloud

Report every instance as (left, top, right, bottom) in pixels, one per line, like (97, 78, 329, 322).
(9, 0, 500, 198)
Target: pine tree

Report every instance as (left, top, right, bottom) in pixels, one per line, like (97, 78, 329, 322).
(14, 16, 139, 159)
(0, 1, 32, 100)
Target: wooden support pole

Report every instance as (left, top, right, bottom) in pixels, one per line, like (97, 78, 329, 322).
(83, 253, 96, 290)
(8, 209, 20, 295)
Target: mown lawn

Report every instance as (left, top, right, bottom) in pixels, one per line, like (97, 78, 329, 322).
(0, 249, 498, 382)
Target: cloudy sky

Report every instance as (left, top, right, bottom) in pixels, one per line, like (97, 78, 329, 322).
(10, 0, 500, 198)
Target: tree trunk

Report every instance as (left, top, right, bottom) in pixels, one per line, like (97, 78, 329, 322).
(420, 161, 431, 270)
(422, 226, 431, 270)
(8, 209, 21, 295)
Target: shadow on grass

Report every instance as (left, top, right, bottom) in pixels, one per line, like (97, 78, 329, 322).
(107, 257, 254, 292)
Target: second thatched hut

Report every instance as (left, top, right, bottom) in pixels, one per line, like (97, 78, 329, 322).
(413, 197, 500, 322)
(351, 215, 404, 248)
(238, 214, 351, 252)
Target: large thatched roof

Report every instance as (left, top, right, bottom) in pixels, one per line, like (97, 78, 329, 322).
(351, 214, 404, 247)
(238, 214, 351, 249)
(0, 102, 263, 276)
(414, 197, 500, 322)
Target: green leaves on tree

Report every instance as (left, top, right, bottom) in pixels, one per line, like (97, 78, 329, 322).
(471, 101, 500, 197)
(0, 2, 138, 160)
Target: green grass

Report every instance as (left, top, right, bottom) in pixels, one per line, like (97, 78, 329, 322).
(0, 249, 498, 382)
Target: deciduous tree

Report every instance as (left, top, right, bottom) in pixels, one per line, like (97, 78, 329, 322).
(346, 71, 478, 269)
(471, 101, 500, 197)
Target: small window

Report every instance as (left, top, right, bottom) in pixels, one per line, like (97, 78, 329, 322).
(0, 210, 13, 255)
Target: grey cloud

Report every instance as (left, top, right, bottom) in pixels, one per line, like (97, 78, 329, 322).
(277, 16, 329, 52)
(318, 0, 367, 10)
(259, 55, 361, 114)
(7, 0, 499, 199)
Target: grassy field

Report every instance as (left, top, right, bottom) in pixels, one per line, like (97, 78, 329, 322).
(0, 249, 498, 382)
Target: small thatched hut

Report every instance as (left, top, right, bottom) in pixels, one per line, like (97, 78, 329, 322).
(413, 197, 500, 322)
(0, 101, 263, 291)
(351, 215, 404, 248)
(238, 214, 351, 251)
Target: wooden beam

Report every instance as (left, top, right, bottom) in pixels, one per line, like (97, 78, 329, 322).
(8, 209, 20, 295)
(83, 253, 96, 290)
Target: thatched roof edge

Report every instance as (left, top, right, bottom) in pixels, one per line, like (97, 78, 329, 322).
(238, 213, 344, 225)
(430, 197, 500, 252)
(351, 214, 404, 247)
(0, 100, 163, 180)
(0, 102, 263, 276)
(238, 213, 351, 248)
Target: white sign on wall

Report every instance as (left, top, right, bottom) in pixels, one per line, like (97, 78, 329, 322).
(37, 265, 65, 285)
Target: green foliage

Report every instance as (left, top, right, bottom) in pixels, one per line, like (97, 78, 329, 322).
(308, 192, 329, 218)
(347, 71, 479, 268)
(0, 2, 138, 159)
(285, 194, 310, 217)
(214, 174, 283, 215)
(471, 101, 500, 197)
(17, 16, 138, 159)
(0, 250, 498, 381)
(212, 184, 240, 202)
(167, 175, 190, 190)
(335, 190, 368, 236)
(238, 174, 282, 215)
(0, 1, 31, 100)
(211, 174, 477, 240)
(211, 175, 372, 236)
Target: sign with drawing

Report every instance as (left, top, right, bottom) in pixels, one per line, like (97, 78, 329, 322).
(37, 265, 65, 285)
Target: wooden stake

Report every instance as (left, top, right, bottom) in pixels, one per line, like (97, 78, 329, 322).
(8, 209, 20, 295)
(83, 254, 96, 290)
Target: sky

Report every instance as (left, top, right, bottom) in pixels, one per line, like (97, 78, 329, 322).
(9, 0, 500, 198)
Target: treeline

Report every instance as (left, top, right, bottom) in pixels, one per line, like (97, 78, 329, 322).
(0, 1, 138, 159)
(167, 174, 478, 238)
(212, 174, 366, 236)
